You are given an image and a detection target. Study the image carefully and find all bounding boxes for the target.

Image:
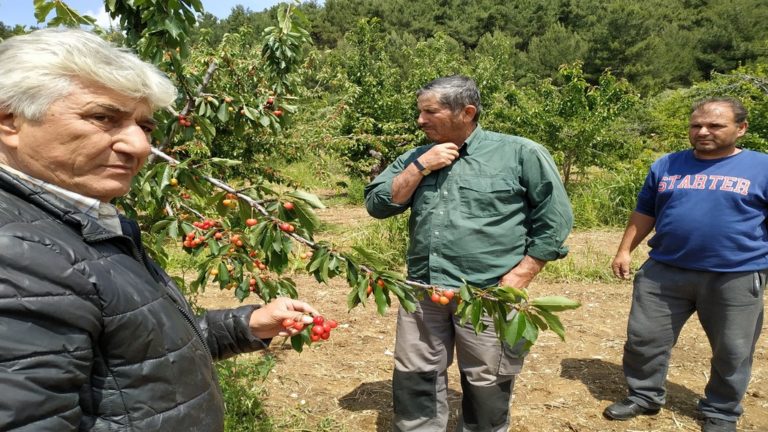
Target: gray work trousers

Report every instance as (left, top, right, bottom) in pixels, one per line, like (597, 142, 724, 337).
(623, 259, 765, 422)
(392, 296, 526, 432)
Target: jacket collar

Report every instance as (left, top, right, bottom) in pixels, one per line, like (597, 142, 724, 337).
(0, 168, 118, 241)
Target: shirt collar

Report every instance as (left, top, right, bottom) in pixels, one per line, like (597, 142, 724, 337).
(0, 163, 122, 234)
(462, 124, 483, 155)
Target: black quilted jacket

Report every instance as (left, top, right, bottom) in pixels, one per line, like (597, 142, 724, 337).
(0, 170, 269, 431)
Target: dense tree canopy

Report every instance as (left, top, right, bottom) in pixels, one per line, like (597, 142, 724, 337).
(215, 0, 768, 95)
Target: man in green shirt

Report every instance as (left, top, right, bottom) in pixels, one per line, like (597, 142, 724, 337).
(365, 75, 573, 432)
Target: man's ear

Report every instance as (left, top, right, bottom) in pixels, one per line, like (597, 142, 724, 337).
(0, 111, 21, 149)
(462, 105, 477, 122)
(737, 121, 748, 138)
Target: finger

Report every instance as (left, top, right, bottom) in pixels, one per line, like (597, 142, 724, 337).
(295, 301, 320, 316)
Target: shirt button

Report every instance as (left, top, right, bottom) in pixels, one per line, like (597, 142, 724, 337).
(434, 231, 439, 235)
(443, 191, 448, 196)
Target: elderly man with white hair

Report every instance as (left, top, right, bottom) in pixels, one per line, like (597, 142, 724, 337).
(0, 28, 317, 431)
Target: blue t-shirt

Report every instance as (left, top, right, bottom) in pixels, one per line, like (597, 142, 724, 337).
(636, 149, 768, 272)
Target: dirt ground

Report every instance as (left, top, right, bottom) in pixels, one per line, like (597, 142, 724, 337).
(197, 205, 768, 432)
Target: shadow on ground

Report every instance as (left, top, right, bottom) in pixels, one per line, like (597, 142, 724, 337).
(560, 358, 702, 421)
(338, 380, 463, 432)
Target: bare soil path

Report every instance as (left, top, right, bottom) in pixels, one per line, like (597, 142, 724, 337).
(198, 205, 768, 432)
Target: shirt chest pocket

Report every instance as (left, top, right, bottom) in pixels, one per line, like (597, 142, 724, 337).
(457, 177, 524, 217)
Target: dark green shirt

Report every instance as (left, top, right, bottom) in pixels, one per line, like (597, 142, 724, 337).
(364, 125, 573, 289)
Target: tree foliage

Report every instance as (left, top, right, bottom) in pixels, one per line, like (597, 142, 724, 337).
(28, 0, 585, 352)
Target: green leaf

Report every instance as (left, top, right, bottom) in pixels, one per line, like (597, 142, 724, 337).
(290, 334, 304, 353)
(287, 190, 326, 209)
(160, 164, 172, 189)
(347, 284, 363, 310)
(318, 252, 330, 283)
(471, 300, 485, 334)
(530, 296, 581, 311)
(521, 313, 540, 345)
(235, 279, 250, 301)
(496, 285, 529, 301)
(243, 106, 258, 121)
(456, 300, 472, 326)
(163, 18, 183, 39)
(501, 311, 526, 346)
(528, 312, 549, 332)
(350, 246, 386, 269)
(216, 102, 230, 122)
(459, 283, 472, 301)
(373, 284, 389, 316)
(209, 157, 242, 167)
(207, 238, 220, 255)
(534, 307, 567, 341)
(217, 262, 230, 287)
(33, 0, 55, 23)
(307, 248, 327, 274)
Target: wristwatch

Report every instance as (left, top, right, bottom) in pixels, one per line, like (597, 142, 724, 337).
(412, 159, 431, 176)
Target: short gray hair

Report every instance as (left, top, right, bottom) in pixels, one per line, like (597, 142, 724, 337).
(417, 75, 482, 122)
(0, 28, 176, 120)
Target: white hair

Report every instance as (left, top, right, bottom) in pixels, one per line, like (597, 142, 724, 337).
(0, 28, 176, 120)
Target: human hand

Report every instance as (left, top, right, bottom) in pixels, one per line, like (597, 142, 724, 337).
(500, 256, 545, 289)
(249, 297, 320, 339)
(611, 251, 632, 280)
(418, 142, 461, 171)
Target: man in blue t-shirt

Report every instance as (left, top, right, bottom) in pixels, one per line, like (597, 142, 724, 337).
(603, 97, 767, 432)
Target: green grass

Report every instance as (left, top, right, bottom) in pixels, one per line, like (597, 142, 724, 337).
(539, 242, 616, 283)
(218, 356, 276, 432)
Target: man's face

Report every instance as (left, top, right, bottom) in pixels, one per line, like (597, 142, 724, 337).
(688, 102, 747, 159)
(417, 93, 471, 144)
(0, 80, 155, 202)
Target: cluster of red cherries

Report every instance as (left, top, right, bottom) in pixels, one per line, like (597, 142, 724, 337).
(177, 114, 193, 127)
(281, 315, 338, 342)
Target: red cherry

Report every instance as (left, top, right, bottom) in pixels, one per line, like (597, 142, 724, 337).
(281, 318, 295, 328)
(245, 218, 258, 227)
(327, 320, 338, 329)
(320, 332, 330, 340)
(283, 202, 294, 211)
(313, 315, 325, 325)
(430, 293, 441, 303)
(312, 325, 325, 335)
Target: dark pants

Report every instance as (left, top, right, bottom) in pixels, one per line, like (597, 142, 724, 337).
(392, 297, 525, 431)
(623, 259, 765, 422)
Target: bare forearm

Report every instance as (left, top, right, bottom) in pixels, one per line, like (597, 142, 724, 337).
(500, 255, 547, 289)
(391, 162, 425, 204)
(616, 211, 656, 254)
